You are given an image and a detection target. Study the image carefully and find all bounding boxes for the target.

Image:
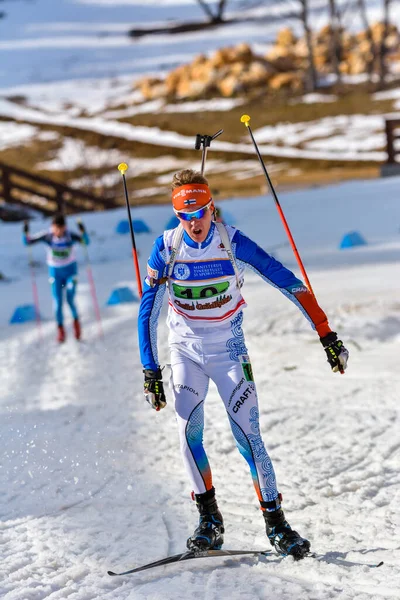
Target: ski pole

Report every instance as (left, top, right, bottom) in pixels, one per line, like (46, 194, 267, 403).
(240, 114, 315, 297)
(27, 241, 42, 341)
(77, 220, 103, 339)
(195, 129, 224, 175)
(117, 163, 143, 298)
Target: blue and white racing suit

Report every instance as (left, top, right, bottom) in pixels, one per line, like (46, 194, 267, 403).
(138, 222, 331, 502)
(24, 229, 89, 325)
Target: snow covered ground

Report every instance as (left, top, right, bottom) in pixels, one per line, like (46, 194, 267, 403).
(1, 175, 400, 599)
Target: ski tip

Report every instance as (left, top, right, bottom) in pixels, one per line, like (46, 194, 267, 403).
(376, 561, 384, 568)
(107, 570, 117, 576)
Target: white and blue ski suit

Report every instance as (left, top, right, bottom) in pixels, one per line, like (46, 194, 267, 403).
(24, 229, 89, 326)
(138, 222, 331, 502)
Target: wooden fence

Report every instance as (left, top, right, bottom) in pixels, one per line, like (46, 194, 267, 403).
(0, 161, 118, 216)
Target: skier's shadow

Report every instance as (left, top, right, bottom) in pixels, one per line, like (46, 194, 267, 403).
(313, 549, 385, 568)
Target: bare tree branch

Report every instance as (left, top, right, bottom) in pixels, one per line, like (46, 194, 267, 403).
(328, 0, 342, 83)
(378, 0, 391, 87)
(195, 0, 218, 22)
(216, 0, 228, 22)
(356, 0, 375, 77)
(299, 0, 318, 91)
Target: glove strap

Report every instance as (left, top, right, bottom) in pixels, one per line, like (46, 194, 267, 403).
(320, 331, 337, 347)
(143, 367, 163, 380)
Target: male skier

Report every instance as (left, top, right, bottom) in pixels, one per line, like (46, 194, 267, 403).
(23, 214, 89, 342)
(138, 169, 349, 560)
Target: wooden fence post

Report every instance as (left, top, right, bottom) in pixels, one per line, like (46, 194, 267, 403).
(55, 188, 65, 215)
(385, 119, 395, 164)
(1, 165, 12, 202)
(381, 119, 400, 177)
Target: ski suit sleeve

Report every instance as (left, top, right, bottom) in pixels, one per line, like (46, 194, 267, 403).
(233, 230, 332, 338)
(71, 231, 90, 245)
(137, 235, 168, 371)
(23, 232, 51, 246)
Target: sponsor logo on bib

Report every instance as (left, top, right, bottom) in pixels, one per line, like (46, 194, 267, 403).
(174, 263, 191, 280)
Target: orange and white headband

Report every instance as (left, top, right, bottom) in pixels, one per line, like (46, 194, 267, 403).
(171, 184, 212, 211)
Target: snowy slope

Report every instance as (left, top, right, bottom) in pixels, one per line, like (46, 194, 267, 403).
(1, 176, 400, 599)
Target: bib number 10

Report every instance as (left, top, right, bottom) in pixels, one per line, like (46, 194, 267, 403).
(172, 281, 229, 300)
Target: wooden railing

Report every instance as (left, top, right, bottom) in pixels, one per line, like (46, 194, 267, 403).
(0, 161, 118, 215)
(384, 119, 400, 164)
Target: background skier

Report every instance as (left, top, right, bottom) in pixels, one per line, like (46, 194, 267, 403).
(23, 213, 89, 342)
(138, 169, 349, 560)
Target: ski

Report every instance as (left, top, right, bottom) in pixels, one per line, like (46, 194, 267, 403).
(108, 549, 384, 577)
(107, 548, 272, 576)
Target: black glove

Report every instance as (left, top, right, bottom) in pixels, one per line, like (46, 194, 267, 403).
(23, 220, 29, 234)
(143, 368, 167, 411)
(320, 332, 349, 373)
(77, 220, 86, 233)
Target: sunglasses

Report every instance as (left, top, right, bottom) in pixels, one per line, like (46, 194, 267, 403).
(174, 201, 212, 221)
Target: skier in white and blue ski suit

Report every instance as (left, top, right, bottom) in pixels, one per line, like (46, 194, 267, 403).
(23, 213, 89, 342)
(138, 169, 349, 560)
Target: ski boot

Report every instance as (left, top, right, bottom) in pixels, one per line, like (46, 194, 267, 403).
(57, 324, 66, 343)
(73, 318, 81, 340)
(187, 487, 224, 552)
(262, 495, 310, 561)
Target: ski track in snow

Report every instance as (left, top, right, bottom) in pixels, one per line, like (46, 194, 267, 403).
(1, 178, 400, 598)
